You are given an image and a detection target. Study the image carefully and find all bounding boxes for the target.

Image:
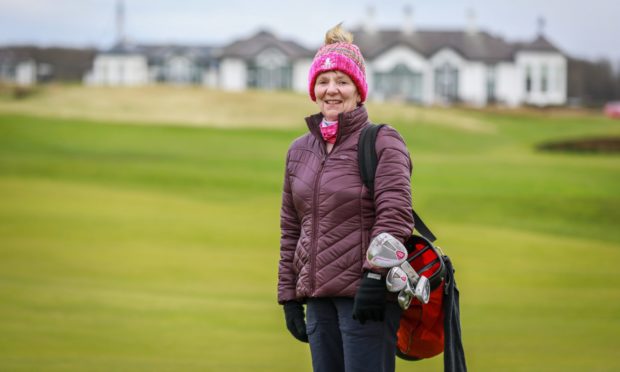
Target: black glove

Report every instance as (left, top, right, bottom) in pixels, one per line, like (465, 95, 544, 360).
(283, 301, 308, 343)
(352, 271, 387, 324)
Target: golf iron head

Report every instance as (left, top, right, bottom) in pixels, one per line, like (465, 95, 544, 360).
(397, 289, 413, 310)
(403, 275, 431, 304)
(366, 233, 408, 268)
(414, 276, 431, 304)
(386, 266, 409, 292)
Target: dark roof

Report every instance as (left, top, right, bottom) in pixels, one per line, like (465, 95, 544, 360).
(219, 30, 313, 60)
(513, 35, 562, 54)
(0, 46, 96, 80)
(0, 47, 33, 64)
(350, 28, 562, 63)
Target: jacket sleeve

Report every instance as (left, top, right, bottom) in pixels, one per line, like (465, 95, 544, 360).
(278, 149, 301, 304)
(364, 126, 414, 272)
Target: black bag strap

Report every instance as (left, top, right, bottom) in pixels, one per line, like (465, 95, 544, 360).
(358, 123, 383, 197)
(443, 256, 468, 372)
(358, 124, 437, 242)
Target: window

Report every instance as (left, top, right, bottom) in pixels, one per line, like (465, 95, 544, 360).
(247, 48, 292, 90)
(434, 62, 459, 103)
(166, 56, 194, 84)
(486, 65, 496, 103)
(525, 65, 532, 93)
(374, 64, 423, 102)
(541, 64, 548, 93)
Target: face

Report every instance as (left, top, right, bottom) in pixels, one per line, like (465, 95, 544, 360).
(314, 70, 360, 121)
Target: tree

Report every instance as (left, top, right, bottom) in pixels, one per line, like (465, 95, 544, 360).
(568, 57, 620, 107)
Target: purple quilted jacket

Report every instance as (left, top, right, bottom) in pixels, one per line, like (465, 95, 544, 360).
(277, 105, 414, 304)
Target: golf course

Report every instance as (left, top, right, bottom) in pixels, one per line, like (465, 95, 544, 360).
(1, 85, 619, 371)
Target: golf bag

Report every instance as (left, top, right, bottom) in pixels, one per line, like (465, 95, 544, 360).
(358, 124, 467, 372)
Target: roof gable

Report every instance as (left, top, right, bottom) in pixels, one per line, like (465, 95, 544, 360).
(220, 30, 313, 60)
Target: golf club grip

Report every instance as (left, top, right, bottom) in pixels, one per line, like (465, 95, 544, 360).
(408, 245, 431, 262)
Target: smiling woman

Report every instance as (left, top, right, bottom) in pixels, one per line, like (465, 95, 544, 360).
(277, 24, 414, 372)
(314, 71, 360, 123)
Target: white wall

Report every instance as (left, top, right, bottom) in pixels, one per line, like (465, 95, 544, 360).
(515, 51, 567, 106)
(219, 58, 247, 91)
(495, 62, 522, 107)
(202, 66, 219, 88)
(86, 54, 148, 86)
(370, 44, 431, 103)
(16, 60, 37, 86)
(461, 62, 486, 106)
(293, 59, 312, 93)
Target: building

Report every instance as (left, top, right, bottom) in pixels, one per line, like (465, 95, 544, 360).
(83, 44, 148, 86)
(348, 27, 567, 107)
(144, 45, 216, 85)
(216, 30, 313, 92)
(213, 12, 566, 107)
(0, 46, 95, 85)
(83, 1, 218, 86)
(83, 43, 216, 86)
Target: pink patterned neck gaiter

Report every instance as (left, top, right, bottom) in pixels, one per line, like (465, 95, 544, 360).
(320, 119, 338, 144)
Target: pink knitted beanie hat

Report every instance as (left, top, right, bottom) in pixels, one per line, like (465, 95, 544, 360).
(308, 25, 368, 103)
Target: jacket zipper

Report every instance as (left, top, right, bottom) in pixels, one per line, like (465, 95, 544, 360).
(310, 116, 342, 295)
(310, 152, 328, 295)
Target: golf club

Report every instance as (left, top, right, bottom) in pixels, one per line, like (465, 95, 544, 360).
(399, 260, 420, 283)
(397, 288, 412, 310)
(366, 232, 408, 268)
(403, 275, 431, 304)
(414, 275, 431, 304)
(386, 266, 409, 292)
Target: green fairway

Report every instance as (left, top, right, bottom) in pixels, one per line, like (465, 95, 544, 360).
(1, 88, 620, 371)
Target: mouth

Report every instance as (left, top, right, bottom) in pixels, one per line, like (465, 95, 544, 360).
(324, 100, 343, 105)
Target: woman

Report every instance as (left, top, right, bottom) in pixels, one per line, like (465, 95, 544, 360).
(278, 24, 414, 372)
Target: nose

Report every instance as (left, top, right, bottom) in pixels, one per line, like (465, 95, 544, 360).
(325, 80, 339, 95)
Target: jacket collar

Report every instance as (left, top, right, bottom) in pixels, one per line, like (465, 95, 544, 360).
(305, 105, 369, 145)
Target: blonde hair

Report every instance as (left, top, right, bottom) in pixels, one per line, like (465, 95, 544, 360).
(324, 23, 353, 45)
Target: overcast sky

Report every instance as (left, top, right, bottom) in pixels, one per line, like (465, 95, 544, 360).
(1, 0, 618, 63)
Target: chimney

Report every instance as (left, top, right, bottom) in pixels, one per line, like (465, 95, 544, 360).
(363, 6, 377, 35)
(537, 16, 546, 37)
(402, 5, 415, 35)
(466, 8, 478, 35)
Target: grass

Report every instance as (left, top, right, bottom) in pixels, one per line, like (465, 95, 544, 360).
(1, 86, 620, 371)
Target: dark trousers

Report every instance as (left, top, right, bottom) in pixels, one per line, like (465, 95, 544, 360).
(306, 297, 402, 372)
